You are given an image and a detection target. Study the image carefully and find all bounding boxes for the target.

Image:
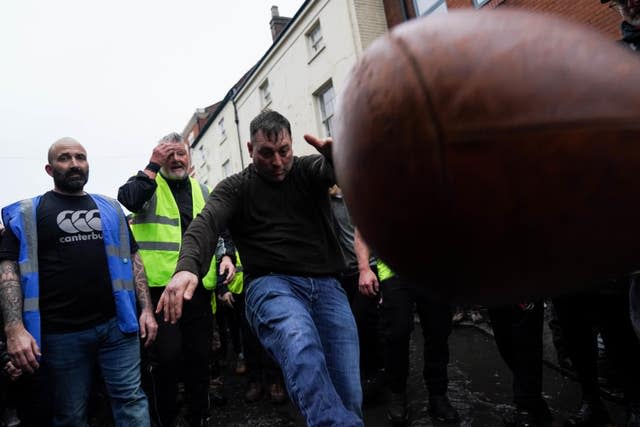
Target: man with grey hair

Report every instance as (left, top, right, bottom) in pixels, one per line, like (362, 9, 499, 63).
(0, 137, 156, 426)
(118, 132, 236, 427)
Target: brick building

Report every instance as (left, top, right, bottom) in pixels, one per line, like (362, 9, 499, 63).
(384, 0, 623, 39)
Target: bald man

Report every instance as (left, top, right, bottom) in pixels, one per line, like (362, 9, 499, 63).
(0, 138, 156, 427)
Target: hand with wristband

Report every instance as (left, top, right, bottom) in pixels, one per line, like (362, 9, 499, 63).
(144, 142, 177, 178)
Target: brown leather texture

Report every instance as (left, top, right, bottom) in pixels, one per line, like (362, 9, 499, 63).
(334, 9, 640, 302)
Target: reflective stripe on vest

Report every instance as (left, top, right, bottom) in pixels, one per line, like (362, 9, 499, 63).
(130, 174, 217, 288)
(15, 199, 41, 349)
(92, 195, 138, 334)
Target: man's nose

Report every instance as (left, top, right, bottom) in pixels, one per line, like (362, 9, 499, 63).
(273, 154, 283, 167)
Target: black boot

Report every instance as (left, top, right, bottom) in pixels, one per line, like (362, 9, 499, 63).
(429, 395, 460, 424)
(386, 392, 409, 426)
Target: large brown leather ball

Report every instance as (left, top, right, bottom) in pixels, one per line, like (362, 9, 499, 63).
(333, 10, 640, 302)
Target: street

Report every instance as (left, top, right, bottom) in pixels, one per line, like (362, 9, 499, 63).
(209, 318, 628, 427)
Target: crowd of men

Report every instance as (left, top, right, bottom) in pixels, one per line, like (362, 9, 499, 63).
(1, 2, 640, 426)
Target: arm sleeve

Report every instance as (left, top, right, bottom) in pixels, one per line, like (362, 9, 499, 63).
(127, 224, 139, 254)
(299, 155, 336, 190)
(216, 229, 237, 264)
(0, 225, 20, 262)
(176, 174, 239, 278)
(117, 171, 158, 213)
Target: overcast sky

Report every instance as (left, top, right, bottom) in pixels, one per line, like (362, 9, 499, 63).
(0, 0, 304, 211)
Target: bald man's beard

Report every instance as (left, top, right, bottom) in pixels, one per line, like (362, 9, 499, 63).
(53, 167, 89, 193)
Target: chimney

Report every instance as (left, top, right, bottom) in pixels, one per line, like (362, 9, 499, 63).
(270, 5, 292, 41)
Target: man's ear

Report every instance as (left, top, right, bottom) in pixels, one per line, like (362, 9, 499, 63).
(45, 164, 53, 177)
(247, 141, 254, 158)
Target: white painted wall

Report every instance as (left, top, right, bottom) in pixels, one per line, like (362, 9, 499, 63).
(192, 0, 388, 187)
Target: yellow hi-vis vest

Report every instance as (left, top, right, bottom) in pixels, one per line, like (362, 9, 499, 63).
(210, 251, 243, 314)
(377, 260, 395, 282)
(130, 173, 217, 288)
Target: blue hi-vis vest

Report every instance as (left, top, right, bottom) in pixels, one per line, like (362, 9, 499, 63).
(1, 194, 139, 349)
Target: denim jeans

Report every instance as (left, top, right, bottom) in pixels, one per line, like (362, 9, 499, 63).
(245, 274, 363, 427)
(42, 317, 150, 427)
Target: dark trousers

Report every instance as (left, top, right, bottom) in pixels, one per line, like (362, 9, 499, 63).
(553, 281, 640, 404)
(215, 297, 243, 358)
(489, 302, 546, 412)
(339, 271, 384, 379)
(234, 290, 281, 385)
(146, 285, 213, 427)
(13, 367, 52, 427)
(380, 276, 452, 395)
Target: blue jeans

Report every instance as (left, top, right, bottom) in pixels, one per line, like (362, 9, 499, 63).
(42, 317, 150, 427)
(245, 275, 363, 427)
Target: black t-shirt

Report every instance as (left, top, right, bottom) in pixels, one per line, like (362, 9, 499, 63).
(0, 191, 137, 333)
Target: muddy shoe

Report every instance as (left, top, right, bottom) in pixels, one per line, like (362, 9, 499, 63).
(244, 382, 263, 403)
(269, 382, 287, 405)
(386, 392, 409, 425)
(564, 400, 611, 426)
(452, 307, 465, 325)
(188, 415, 211, 427)
(429, 395, 460, 424)
(627, 403, 640, 427)
(235, 358, 247, 375)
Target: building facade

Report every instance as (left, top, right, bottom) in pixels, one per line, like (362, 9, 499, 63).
(188, 0, 622, 186)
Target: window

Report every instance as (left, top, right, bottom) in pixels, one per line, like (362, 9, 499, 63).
(306, 22, 324, 55)
(197, 145, 206, 167)
(413, 0, 448, 16)
(222, 159, 232, 178)
(187, 130, 195, 144)
(218, 117, 226, 140)
(259, 80, 272, 107)
(471, 0, 490, 7)
(316, 83, 335, 137)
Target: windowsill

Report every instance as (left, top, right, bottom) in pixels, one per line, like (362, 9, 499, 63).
(307, 44, 326, 65)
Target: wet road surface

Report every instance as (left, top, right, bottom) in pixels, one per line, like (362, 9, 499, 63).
(208, 322, 628, 426)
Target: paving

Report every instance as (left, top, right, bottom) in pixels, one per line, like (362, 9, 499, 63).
(206, 311, 629, 427)
(85, 307, 629, 426)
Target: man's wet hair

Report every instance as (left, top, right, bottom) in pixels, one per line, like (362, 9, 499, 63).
(250, 110, 292, 142)
(158, 132, 185, 145)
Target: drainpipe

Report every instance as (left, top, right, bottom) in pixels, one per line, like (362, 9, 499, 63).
(231, 89, 245, 169)
(400, 0, 409, 21)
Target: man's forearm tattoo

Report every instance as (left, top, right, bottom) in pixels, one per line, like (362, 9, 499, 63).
(0, 261, 23, 327)
(132, 253, 152, 311)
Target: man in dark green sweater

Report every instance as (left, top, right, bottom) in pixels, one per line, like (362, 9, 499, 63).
(157, 110, 363, 427)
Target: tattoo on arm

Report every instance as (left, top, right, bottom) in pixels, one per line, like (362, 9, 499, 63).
(132, 253, 152, 311)
(0, 261, 23, 328)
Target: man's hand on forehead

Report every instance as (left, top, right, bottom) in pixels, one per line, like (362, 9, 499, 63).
(150, 142, 178, 166)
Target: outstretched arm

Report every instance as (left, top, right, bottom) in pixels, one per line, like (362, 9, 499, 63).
(0, 260, 39, 373)
(132, 252, 157, 347)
